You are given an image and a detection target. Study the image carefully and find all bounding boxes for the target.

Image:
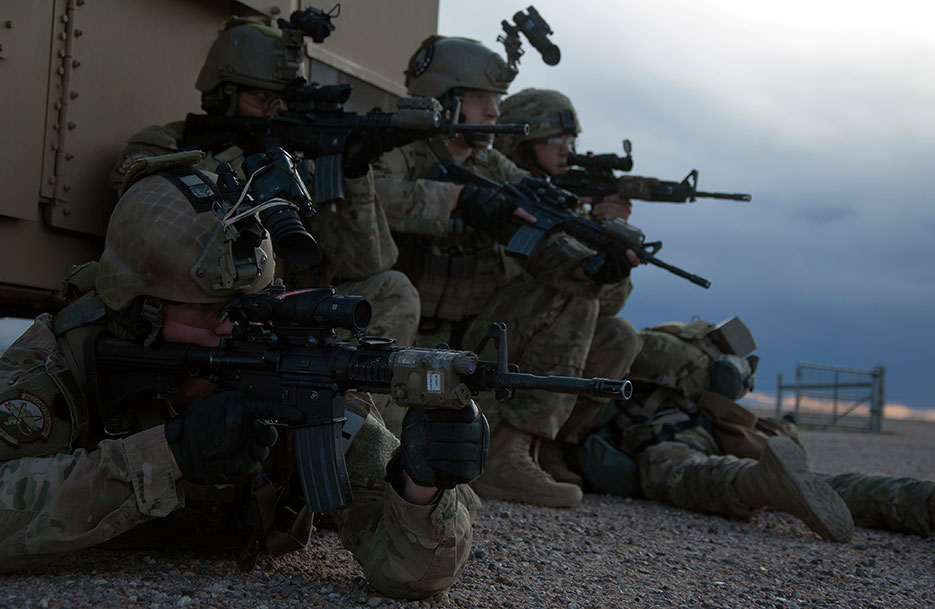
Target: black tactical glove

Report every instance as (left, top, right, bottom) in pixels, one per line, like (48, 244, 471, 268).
(583, 250, 634, 284)
(343, 131, 397, 178)
(457, 183, 516, 231)
(164, 390, 282, 483)
(398, 402, 490, 490)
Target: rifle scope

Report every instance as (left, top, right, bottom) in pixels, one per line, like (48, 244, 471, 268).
(238, 287, 372, 333)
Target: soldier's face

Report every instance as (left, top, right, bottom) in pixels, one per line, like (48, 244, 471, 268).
(531, 134, 576, 176)
(460, 90, 501, 124)
(237, 89, 287, 118)
(458, 90, 501, 148)
(162, 302, 234, 347)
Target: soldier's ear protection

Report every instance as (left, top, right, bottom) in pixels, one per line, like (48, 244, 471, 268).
(710, 354, 758, 400)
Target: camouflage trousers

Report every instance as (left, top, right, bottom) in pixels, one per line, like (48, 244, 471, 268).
(638, 425, 935, 537)
(638, 427, 761, 519)
(460, 279, 601, 440)
(556, 315, 641, 444)
(825, 473, 934, 538)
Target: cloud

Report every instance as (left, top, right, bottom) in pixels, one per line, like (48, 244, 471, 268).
(797, 205, 857, 225)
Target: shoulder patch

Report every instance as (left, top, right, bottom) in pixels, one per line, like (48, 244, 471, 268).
(0, 392, 53, 447)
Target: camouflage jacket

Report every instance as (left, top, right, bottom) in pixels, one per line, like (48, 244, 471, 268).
(0, 314, 479, 599)
(111, 122, 398, 285)
(373, 138, 601, 320)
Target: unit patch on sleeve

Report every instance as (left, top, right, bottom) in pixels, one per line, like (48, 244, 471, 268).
(0, 392, 53, 447)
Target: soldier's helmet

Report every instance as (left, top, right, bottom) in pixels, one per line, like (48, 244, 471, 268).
(96, 156, 275, 312)
(405, 35, 516, 100)
(196, 18, 303, 112)
(494, 88, 581, 159)
(629, 319, 758, 401)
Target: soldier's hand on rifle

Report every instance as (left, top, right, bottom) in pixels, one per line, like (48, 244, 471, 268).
(591, 194, 633, 222)
(581, 249, 639, 284)
(164, 390, 288, 483)
(457, 184, 535, 229)
(398, 402, 490, 493)
(343, 131, 398, 179)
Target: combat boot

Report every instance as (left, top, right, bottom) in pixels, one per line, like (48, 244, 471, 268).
(826, 473, 934, 538)
(471, 424, 583, 508)
(734, 437, 854, 542)
(535, 437, 584, 488)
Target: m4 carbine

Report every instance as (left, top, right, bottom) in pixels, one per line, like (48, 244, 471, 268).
(182, 86, 527, 206)
(83, 286, 631, 513)
(553, 142, 751, 205)
(429, 163, 712, 288)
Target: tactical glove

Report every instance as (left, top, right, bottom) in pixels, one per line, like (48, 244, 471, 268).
(164, 390, 280, 483)
(343, 131, 397, 178)
(457, 184, 516, 231)
(399, 402, 490, 489)
(583, 250, 633, 284)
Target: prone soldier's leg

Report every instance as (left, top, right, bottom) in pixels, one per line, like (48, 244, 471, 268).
(640, 429, 854, 541)
(824, 473, 934, 538)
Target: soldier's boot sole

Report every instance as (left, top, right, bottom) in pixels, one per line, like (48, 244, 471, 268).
(758, 437, 854, 542)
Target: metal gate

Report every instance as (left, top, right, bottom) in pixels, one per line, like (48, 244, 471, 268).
(775, 363, 886, 432)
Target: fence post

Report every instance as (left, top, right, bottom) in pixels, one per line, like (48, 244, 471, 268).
(794, 364, 802, 423)
(870, 365, 886, 432)
(775, 373, 783, 418)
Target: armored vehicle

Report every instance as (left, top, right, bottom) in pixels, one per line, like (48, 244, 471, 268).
(0, 0, 437, 318)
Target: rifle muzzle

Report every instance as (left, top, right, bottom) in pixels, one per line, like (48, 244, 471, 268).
(451, 122, 530, 135)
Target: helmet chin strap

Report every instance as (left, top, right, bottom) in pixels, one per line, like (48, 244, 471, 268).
(224, 83, 239, 117)
(140, 297, 164, 347)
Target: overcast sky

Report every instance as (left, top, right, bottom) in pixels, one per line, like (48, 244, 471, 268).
(439, 0, 935, 414)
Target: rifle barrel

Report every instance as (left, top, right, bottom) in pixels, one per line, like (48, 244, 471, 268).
(449, 123, 529, 135)
(695, 190, 752, 202)
(497, 372, 632, 399)
(639, 251, 712, 288)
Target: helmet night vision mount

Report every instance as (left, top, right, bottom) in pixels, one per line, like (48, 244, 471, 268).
(498, 5, 561, 71)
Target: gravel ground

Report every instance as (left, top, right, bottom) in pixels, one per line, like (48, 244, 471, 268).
(3, 419, 932, 609)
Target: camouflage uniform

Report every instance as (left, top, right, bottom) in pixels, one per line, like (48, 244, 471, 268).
(374, 138, 608, 442)
(0, 159, 479, 598)
(0, 315, 479, 596)
(589, 319, 934, 539)
(485, 88, 642, 479)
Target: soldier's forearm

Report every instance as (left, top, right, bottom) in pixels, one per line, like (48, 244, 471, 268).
(0, 425, 182, 572)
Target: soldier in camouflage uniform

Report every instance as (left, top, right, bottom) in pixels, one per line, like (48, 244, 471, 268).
(110, 18, 418, 347)
(489, 88, 642, 490)
(373, 37, 636, 508)
(0, 156, 488, 599)
(584, 317, 934, 540)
